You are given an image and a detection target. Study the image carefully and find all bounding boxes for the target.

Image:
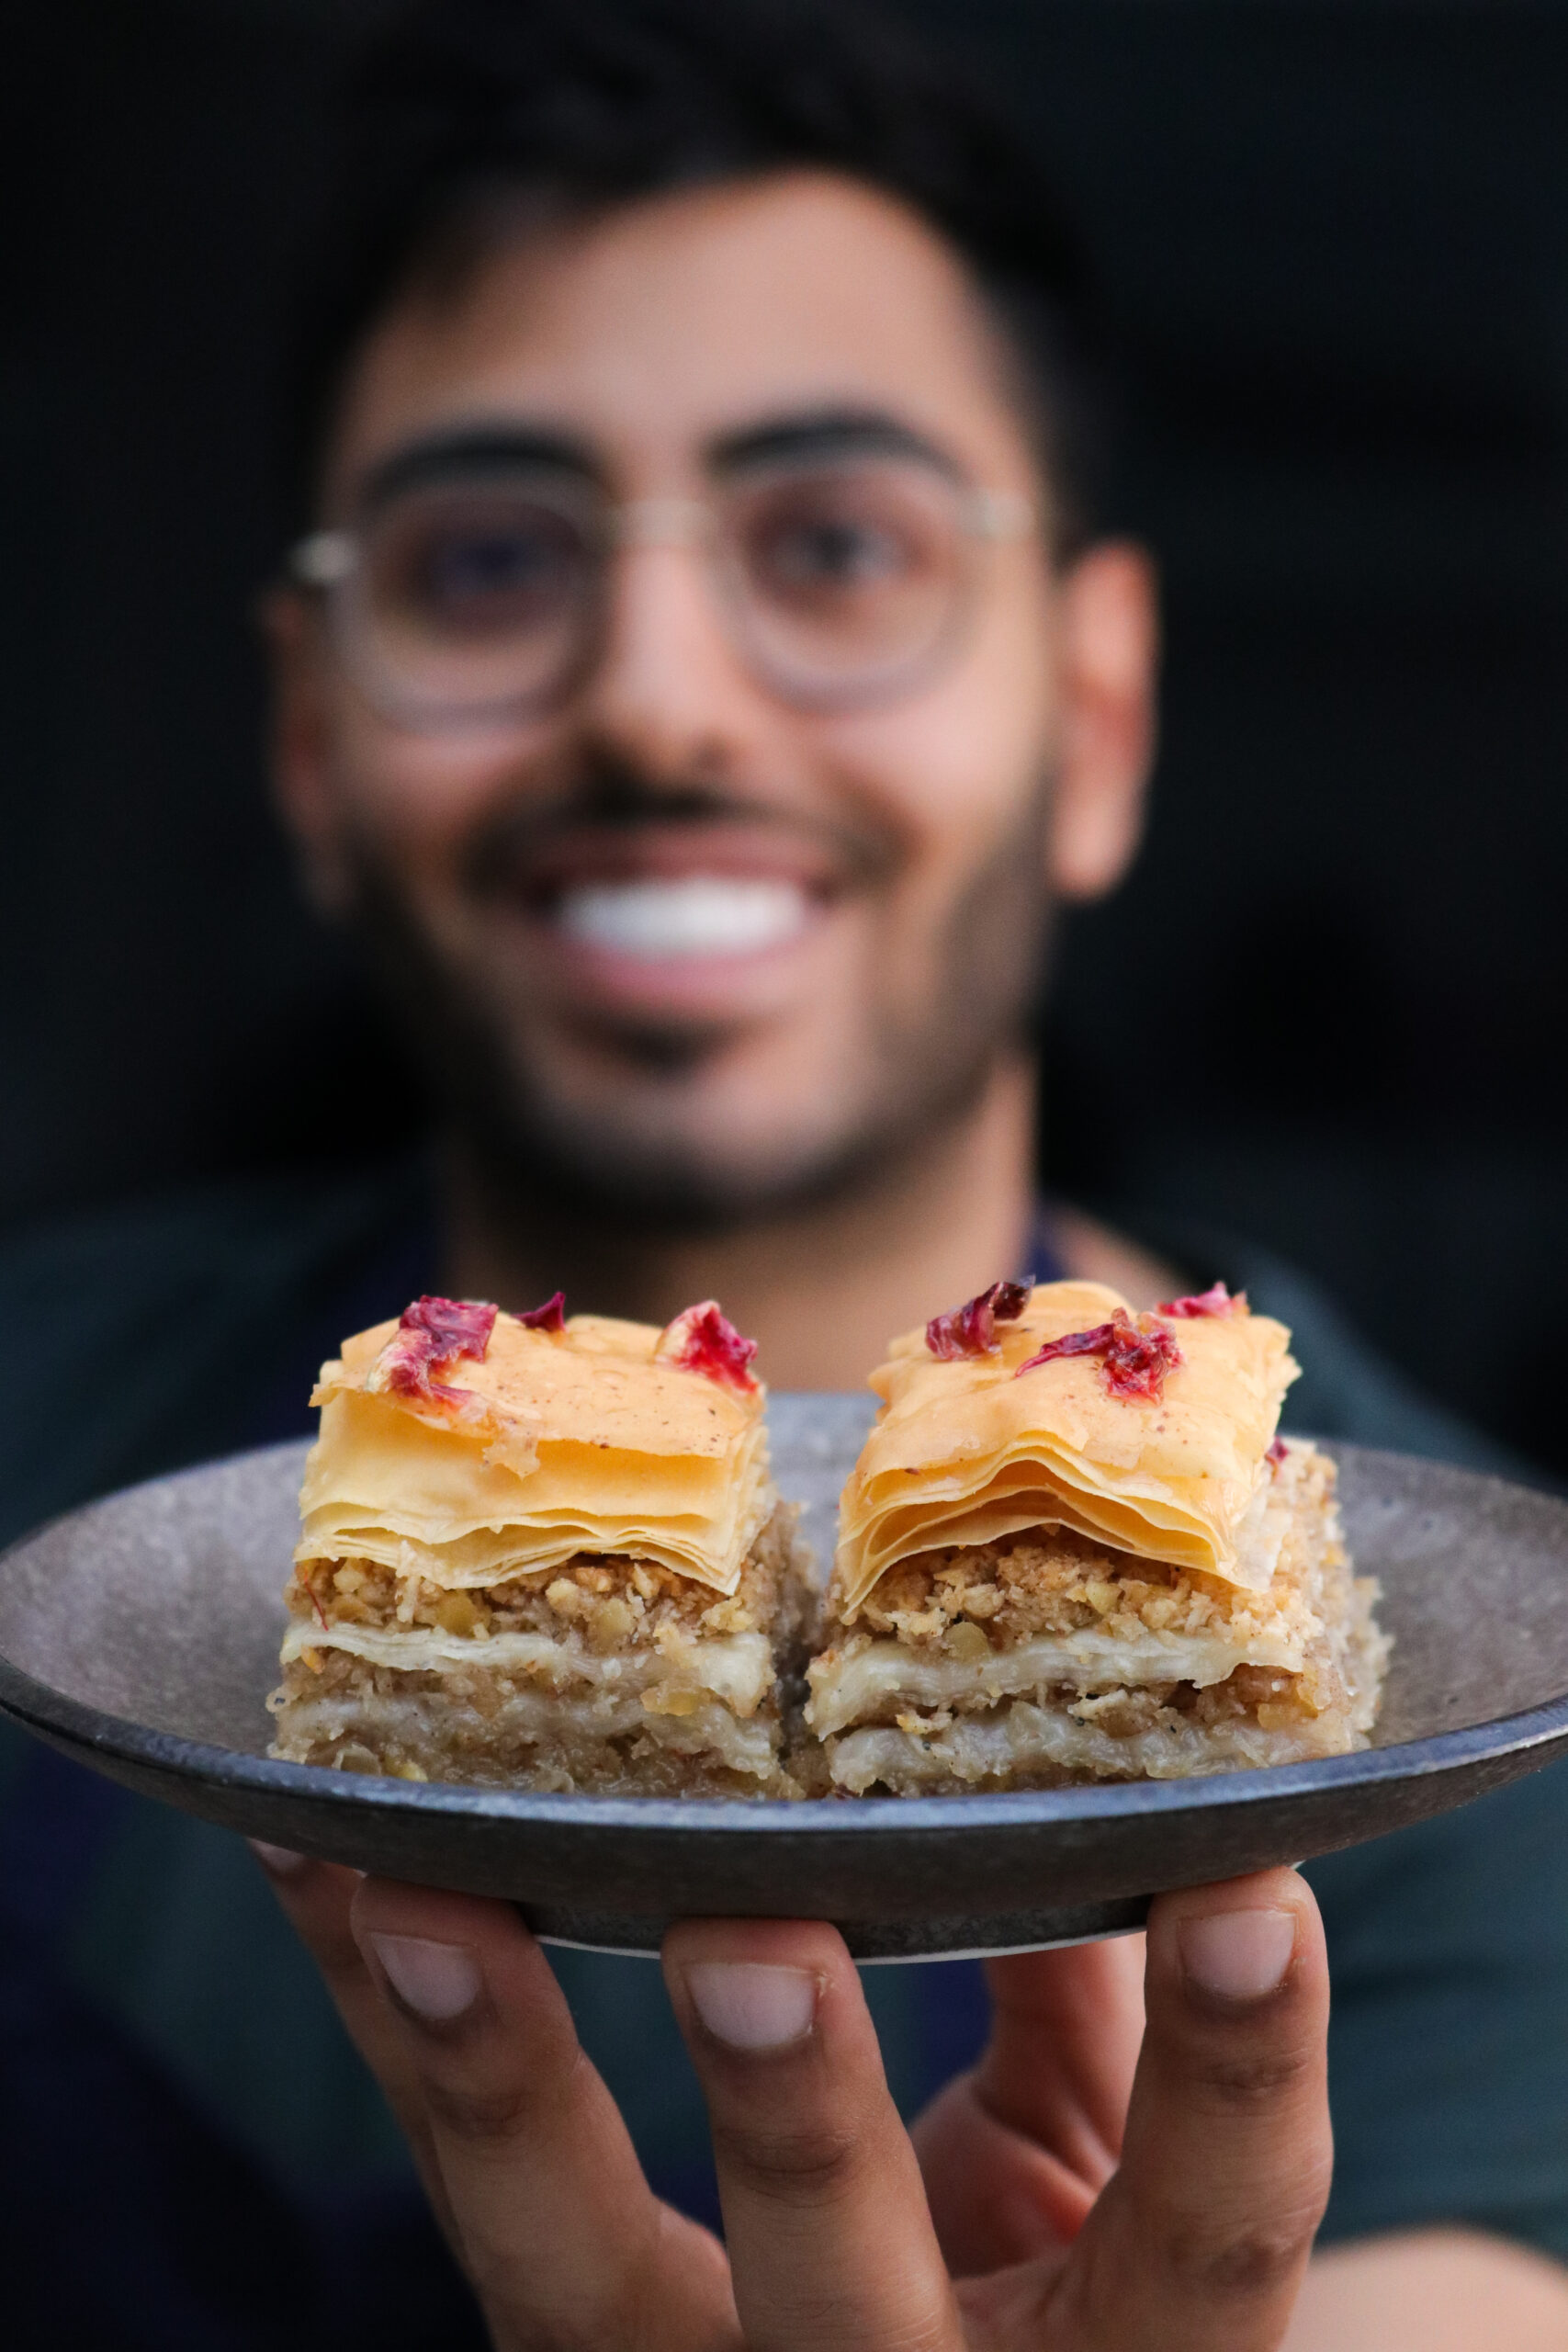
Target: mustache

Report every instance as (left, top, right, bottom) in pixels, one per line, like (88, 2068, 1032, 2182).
(457, 751, 899, 900)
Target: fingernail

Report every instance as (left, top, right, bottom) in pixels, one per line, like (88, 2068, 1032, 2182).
(1180, 1908, 1296, 2003)
(370, 1932, 483, 2023)
(686, 1962, 818, 2051)
(249, 1840, 308, 1879)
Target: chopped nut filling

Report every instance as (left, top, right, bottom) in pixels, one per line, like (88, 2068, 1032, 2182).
(288, 1501, 804, 1657)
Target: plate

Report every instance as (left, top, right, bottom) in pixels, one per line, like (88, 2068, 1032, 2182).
(3, 1398, 1567, 1959)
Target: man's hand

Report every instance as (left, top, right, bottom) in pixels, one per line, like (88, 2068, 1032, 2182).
(254, 1849, 1329, 2350)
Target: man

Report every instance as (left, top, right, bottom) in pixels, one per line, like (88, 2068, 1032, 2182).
(4, 2, 1566, 2346)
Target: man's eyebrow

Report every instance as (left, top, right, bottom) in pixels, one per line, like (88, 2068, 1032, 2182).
(707, 408, 963, 477)
(356, 425, 602, 509)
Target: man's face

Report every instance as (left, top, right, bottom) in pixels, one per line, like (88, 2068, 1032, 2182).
(272, 170, 1155, 1227)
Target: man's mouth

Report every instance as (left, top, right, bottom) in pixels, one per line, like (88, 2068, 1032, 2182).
(463, 797, 888, 1022)
(489, 813, 860, 995)
(553, 876, 813, 961)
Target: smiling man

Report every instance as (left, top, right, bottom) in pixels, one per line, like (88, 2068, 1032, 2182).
(4, 3, 1568, 2347)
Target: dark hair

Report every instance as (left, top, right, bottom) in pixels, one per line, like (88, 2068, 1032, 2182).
(286, 0, 1113, 552)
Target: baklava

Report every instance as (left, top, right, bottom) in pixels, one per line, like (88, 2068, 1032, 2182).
(269, 1295, 815, 1795)
(805, 1278, 1386, 1793)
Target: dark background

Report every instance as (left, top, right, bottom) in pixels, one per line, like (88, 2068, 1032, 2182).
(4, 0, 1566, 1471)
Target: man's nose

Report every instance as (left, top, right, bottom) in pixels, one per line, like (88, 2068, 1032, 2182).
(578, 530, 770, 783)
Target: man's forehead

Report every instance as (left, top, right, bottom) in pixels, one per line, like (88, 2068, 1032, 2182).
(324, 170, 1032, 501)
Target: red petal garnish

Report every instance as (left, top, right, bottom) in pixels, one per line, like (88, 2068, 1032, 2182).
(378, 1295, 498, 1404)
(515, 1291, 567, 1332)
(1156, 1282, 1247, 1319)
(1267, 1436, 1289, 1466)
(926, 1278, 1032, 1361)
(658, 1300, 760, 1393)
(1016, 1309, 1183, 1401)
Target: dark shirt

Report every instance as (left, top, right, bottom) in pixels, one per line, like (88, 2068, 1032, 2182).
(0, 1160, 1563, 2348)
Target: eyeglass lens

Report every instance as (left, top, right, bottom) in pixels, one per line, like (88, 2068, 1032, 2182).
(354, 481, 600, 715)
(337, 458, 980, 721)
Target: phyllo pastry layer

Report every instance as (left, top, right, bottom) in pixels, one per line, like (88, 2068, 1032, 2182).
(806, 1280, 1387, 1793)
(268, 1296, 816, 1796)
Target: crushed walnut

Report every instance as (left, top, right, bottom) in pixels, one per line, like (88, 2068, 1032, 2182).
(288, 1501, 807, 1660)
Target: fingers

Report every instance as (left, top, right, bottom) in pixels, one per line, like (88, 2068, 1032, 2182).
(348, 1878, 739, 2352)
(251, 1844, 455, 2238)
(665, 1918, 964, 2352)
(255, 1844, 739, 2352)
(1054, 1868, 1332, 2352)
(915, 1933, 1145, 2273)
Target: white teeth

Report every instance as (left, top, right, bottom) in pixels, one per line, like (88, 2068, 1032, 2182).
(555, 877, 810, 959)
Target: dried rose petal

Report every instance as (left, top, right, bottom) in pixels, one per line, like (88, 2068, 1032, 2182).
(516, 1291, 567, 1332)
(658, 1300, 760, 1393)
(1016, 1308, 1182, 1402)
(1267, 1435, 1289, 1466)
(1157, 1282, 1247, 1319)
(926, 1278, 1033, 1361)
(378, 1295, 498, 1404)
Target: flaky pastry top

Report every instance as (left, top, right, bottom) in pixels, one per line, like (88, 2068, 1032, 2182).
(298, 1302, 771, 1595)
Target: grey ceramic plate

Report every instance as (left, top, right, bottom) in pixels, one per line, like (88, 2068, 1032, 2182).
(3, 1398, 1567, 1958)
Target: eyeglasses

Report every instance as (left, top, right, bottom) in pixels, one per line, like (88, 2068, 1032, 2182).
(288, 455, 1033, 729)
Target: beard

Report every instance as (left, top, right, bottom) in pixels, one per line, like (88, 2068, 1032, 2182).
(341, 792, 1055, 1240)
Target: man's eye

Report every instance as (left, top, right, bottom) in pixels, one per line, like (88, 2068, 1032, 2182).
(434, 529, 550, 590)
(377, 503, 590, 634)
(760, 515, 908, 593)
(424, 522, 576, 602)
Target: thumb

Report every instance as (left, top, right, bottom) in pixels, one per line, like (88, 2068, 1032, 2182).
(1055, 1868, 1332, 2352)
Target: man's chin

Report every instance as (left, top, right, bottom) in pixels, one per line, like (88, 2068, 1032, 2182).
(459, 1094, 904, 1238)
(430, 971, 1022, 1238)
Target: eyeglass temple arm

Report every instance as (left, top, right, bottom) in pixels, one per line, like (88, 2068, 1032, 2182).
(288, 530, 357, 587)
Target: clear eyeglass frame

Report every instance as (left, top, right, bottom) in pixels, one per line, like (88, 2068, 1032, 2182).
(288, 461, 1036, 731)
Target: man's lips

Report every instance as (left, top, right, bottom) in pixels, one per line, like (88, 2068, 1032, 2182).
(513, 820, 844, 897)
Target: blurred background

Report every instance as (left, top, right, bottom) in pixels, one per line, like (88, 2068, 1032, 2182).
(5, 0, 1566, 1473)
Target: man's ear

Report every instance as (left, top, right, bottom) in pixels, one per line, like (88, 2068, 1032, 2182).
(258, 585, 356, 920)
(1046, 540, 1159, 902)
